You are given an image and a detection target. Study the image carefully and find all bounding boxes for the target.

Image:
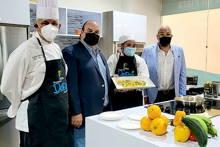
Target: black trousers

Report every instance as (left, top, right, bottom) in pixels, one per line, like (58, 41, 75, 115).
(19, 131, 30, 147)
(112, 91, 143, 111)
(103, 103, 111, 112)
(154, 89, 175, 103)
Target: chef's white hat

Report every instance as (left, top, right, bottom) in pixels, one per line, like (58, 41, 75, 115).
(119, 35, 136, 44)
(37, 0, 59, 19)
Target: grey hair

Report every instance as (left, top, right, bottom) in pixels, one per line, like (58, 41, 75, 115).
(157, 25, 172, 34)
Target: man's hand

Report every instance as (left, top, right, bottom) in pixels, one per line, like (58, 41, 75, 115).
(144, 96, 149, 104)
(71, 114, 82, 128)
(114, 88, 131, 93)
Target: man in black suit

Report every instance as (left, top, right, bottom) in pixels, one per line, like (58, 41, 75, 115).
(62, 20, 112, 147)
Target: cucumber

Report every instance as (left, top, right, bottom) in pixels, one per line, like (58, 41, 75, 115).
(182, 117, 208, 147)
(186, 115, 208, 136)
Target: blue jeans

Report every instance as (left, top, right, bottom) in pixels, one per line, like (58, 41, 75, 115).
(71, 126, 85, 147)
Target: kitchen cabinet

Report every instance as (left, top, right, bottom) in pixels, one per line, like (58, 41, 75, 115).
(100, 11, 147, 59)
(67, 9, 102, 36)
(112, 11, 147, 43)
(101, 11, 147, 43)
(0, 0, 30, 26)
(29, 3, 102, 37)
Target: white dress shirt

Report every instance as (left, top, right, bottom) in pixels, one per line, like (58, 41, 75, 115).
(158, 47, 174, 90)
(0, 32, 67, 132)
(107, 53, 150, 78)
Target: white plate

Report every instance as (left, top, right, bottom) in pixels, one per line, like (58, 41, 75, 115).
(118, 121, 141, 130)
(129, 113, 147, 121)
(112, 76, 155, 90)
(99, 111, 124, 120)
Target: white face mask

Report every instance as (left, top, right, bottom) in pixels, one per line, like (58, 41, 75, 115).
(38, 24, 59, 42)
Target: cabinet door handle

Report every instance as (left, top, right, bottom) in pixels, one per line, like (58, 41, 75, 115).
(0, 38, 3, 80)
(0, 26, 8, 68)
(0, 34, 3, 98)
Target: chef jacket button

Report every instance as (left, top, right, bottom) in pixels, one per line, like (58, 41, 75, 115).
(102, 97, 105, 100)
(102, 85, 105, 87)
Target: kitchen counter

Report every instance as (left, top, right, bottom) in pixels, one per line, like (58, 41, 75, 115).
(0, 109, 8, 118)
(195, 94, 220, 101)
(0, 110, 19, 147)
(86, 101, 220, 147)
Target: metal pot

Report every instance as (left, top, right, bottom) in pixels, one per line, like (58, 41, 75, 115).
(174, 96, 204, 107)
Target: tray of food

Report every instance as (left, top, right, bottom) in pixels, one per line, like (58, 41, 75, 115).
(175, 96, 205, 107)
(112, 76, 155, 90)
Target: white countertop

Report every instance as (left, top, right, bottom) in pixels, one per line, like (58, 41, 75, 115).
(86, 102, 220, 147)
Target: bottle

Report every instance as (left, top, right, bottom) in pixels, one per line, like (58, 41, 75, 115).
(212, 81, 220, 98)
(204, 81, 213, 98)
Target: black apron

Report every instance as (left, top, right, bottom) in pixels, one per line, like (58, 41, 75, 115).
(22, 38, 70, 147)
(113, 53, 143, 111)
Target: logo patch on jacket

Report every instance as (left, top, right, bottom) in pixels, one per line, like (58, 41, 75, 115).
(123, 63, 128, 68)
(136, 62, 140, 68)
(32, 54, 43, 61)
(118, 70, 134, 77)
(58, 70, 62, 77)
(53, 70, 67, 95)
(53, 82, 68, 95)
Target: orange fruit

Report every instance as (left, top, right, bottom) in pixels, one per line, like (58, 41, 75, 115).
(140, 117, 152, 131)
(160, 115, 168, 126)
(150, 118, 168, 136)
(147, 105, 161, 119)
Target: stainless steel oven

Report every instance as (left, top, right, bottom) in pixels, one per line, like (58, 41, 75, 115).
(0, 25, 28, 147)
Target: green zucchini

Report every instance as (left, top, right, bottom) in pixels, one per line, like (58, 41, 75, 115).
(182, 117, 208, 147)
(186, 115, 208, 136)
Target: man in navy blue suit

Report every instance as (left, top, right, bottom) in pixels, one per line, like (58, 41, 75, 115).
(62, 20, 112, 147)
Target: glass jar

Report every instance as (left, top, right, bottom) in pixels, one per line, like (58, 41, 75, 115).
(204, 81, 213, 98)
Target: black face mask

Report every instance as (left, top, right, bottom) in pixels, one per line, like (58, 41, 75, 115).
(83, 33, 100, 46)
(159, 37, 171, 47)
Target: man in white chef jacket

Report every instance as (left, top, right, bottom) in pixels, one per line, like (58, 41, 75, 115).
(1, 0, 70, 147)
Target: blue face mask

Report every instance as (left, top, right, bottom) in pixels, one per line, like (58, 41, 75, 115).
(123, 47, 136, 56)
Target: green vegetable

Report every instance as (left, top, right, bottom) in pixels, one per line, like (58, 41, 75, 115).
(208, 125, 218, 137)
(182, 117, 208, 147)
(189, 115, 212, 127)
(186, 115, 208, 136)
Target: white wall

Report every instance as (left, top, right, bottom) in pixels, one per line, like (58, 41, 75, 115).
(57, 0, 162, 45)
(126, 0, 162, 45)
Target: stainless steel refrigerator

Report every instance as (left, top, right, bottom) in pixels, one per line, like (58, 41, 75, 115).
(0, 25, 29, 147)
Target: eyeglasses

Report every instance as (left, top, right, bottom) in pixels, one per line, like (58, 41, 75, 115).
(158, 33, 172, 37)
